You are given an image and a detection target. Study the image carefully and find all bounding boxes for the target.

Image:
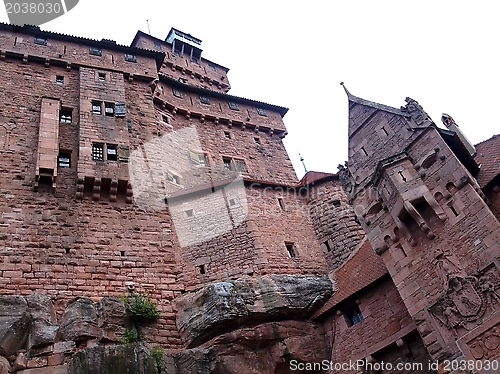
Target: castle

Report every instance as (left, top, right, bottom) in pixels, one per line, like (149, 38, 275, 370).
(0, 23, 498, 373)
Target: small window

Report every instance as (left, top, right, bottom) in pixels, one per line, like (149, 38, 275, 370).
(104, 102, 115, 116)
(89, 47, 102, 56)
(278, 198, 285, 210)
(199, 96, 210, 105)
(124, 54, 137, 63)
(92, 143, 104, 161)
(56, 76, 64, 85)
(254, 137, 261, 145)
(173, 88, 183, 98)
(185, 209, 194, 217)
(98, 72, 106, 82)
(34, 37, 47, 46)
(58, 151, 71, 168)
(343, 303, 364, 327)
(324, 240, 331, 252)
(167, 171, 180, 185)
(235, 159, 247, 173)
(208, 64, 216, 72)
(256, 108, 267, 116)
(223, 157, 232, 171)
(285, 242, 296, 258)
(115, 102, 126, 117)
(153, 42, 162, 50)
(59, 109, 72, 124)
(92, 101, 102, 115)
(229, 199, 236, 206)
(107, 144, 117, 161)
(189, 150, 207, 167)
(199, 264, 206, 274)
(162, 115, 169, 123)
(332, 200, 341, 208)
(191, 57, 199, 64)
(224, 131, 231, 139)
(228, 102, 239, 110)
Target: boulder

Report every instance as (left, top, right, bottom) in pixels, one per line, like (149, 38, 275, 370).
(175, 275, 332, 347)
(67, 343, 157, 374)
(97, 297, 127, 342)
(0, 356, 11, 374)
(26, 293, 58, 349)
(173, 320, 330, 374)
(0, 295, 31, 356)
(58, 298, 98, 342)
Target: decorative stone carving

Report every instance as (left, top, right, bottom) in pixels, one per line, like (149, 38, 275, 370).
(401, 97, 431, 126)
(429, 263, 500, 334)
(337, 162, 354, 195)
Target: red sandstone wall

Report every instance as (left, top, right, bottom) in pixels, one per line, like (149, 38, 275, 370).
(307, 179, 365, 271)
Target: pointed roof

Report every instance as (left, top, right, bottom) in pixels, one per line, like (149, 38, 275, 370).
(341, 83, 409, 118)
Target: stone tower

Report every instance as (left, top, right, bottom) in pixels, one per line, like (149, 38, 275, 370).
(340, 84, 500, 363)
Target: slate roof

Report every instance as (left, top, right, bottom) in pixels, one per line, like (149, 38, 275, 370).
(312, 238, 388, 319)
(475, 134, 500, 189)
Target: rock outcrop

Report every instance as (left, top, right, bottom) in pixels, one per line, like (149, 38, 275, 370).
(58, 298, 98, 342)
(67, 344, 157, 374)
(26, 293, 58, 349)
(0, 296, 31, 356)
(175, 275, 333, 347)
(172, 320, 329, 374)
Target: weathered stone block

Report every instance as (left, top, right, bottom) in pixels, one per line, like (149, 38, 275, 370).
(0, 295, 31, 356)
(58, 298, 98, 342)
(175, 275, 332, 347)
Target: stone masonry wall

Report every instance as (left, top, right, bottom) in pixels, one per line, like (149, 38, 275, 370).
(307, 178, 365, 271)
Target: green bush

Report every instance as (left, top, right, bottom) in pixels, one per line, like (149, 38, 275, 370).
(121, 292, 161, 322)
(151, 344, 164, 373)
(119, 328, 139, 344)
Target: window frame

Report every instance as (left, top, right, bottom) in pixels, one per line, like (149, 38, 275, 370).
(124, 54, 137, 63)
(92, 143, 104, 161)
(89, 47, 102, 56)
(59, 109, 72, 124)
(199, 96, 210, 105)
(34, 37, 47, 46)
(58, 150, 72, 168)
(343, 303, 364, 327)
(92, 101, 102, 115)
(256, 107, 267, 116)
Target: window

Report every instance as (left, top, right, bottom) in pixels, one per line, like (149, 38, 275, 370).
(107, 144, 117, 161)
(56, 76, 64, 84)
(59, 109, 72, 123)
(162, 115, 169, 123)
(92, 101, 102, 115)
(343, 303, 364, 327)
(92, 143, 104, 161)
(223, 157, 232, 171)
(235, 159, 247, 173)
(115, 102, 126, 117)
(191, 57, 199, 64)
(89, 47, 102, 56)
(173, 88, 183, 98)
(153, 42, 162, 50)
(278, 198, 285, 210)
(228, 102, 239, 110)
(124, 54, 137, 63)
(324, 240, 331, 252)
(332, 200, 341, 208)
(167, 170, 180, 185)
(189, 150, 207, 167)
(104, 102, 115, 116)
(229, 198, 236, 206)
(98, 72, 106, 82)
(199, 96, 210, 105)
(34, 37, 47, 46)
(208, 64, 216, 72)
(254, 137, 261, 145)
(285, 242, 297, 258)
(185, 209, 194, 217)
(256, 108, 267, 116)
(224, 131, 231, 139)
(58, 151, 71, 168)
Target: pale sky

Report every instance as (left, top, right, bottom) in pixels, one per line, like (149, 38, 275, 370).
(1, 1, 498, 179)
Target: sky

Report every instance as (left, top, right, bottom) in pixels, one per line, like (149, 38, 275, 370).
(1, 1, 498, 179)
